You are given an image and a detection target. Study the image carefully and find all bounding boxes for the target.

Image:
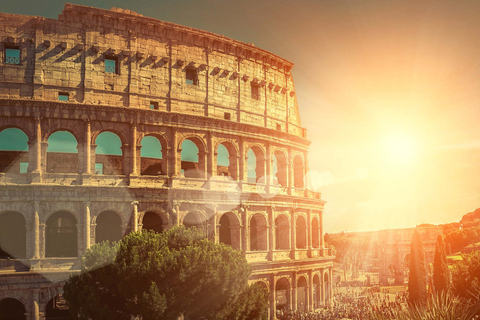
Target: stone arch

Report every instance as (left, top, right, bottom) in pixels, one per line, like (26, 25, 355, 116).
(0, 128, 29, 173)
(275, 214, 290, 250)
(218, 211, 241, 249)
(141, 211, 166, 233)
(182, 211, 207, 235)
(45, 295, 71, 320)
(179, 135, 207, 178)
(312, 216, 320, 248)
(0, 120, 34, 142)
(296, 215, 307, 249)
(250, 213, 267, 251)
(312, 273, 321, 309)
(246, 145, 265, 183)
(0, 212, 26, 259)
(95, 211, 123, 244)
(293, 154, 304, 188)
(215, 140, 238, 180)
(94, 131, 123, 175)
(273, 149, 287, 186)
(297, 276, 308, 311)
(140, 135, 165, 176)
(45, 211, 77, 258)
(46, 130, 79, 174)
(91, 124, 129, 147)
(275, 277, 291, 312)
(254, 280, 270, 293)
(0, 297, 26, 320)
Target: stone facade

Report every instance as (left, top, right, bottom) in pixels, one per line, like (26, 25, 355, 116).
(0, 4, 333, 319)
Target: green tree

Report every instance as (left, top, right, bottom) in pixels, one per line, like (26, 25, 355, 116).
(452, 250, 480, 299)
(408, 229, 427, 306)
(433, 234, 450, 293)
(64, 227, 268, 320)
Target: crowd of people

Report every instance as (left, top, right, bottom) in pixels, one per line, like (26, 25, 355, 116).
(275, 285, 408, 320)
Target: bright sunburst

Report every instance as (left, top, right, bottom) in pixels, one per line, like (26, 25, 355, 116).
(381, 132, 419, 166)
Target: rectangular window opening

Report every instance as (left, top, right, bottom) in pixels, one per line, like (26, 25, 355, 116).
(95, 163, 103, 175)
(58, 92, 69, 101)
(251, 83, 260, 100)
(186, 68, 198, 85)
(224, 112, 231, 120)
(105, 56, 118, 74)
(150, 101, 159, 110)
(5, 47, 20, 65)
(19, 162, 28, 173)
(276, 123, 282, 131)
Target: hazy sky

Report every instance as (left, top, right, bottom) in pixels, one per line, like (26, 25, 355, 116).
(4, 0, 480, 232)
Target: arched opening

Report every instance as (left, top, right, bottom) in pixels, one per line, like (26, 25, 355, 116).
(250, 213, 267, 251)
(46, 131, 78, 173)
(95, 211, 122, 244)
(140, 136, 163, 176)
(296, 216, 307, 249)
(293, 155, 304, 188)
(312, 217, 320, 248)
(142, 211, 164, 233)
(0, 212, 26, 259)
(0, 298, 26, 320)
(46, 295, 72, 320)
(219, 212, 241, 249)
(181, 139, 204, 178)
(46, 211, 77, 257)
(273, 151, 287, 186)
(183, 212, 205, 235)
(297, 276, 308, 311)
(95, 131, 123, 175)
(0, 128, 29, 173)
(275, 278, 290, 312)
(324, 273, 331, 303)
(216, 143, 238, 180)
(246, 147, 265, 183)
(275, 215, 289, 250)
(313, 274, 321, 309)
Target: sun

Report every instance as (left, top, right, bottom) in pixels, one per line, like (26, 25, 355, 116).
(381, 132, 419, 166)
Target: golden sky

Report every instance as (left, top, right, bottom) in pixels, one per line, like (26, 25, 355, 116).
(5, 0, 480, 232)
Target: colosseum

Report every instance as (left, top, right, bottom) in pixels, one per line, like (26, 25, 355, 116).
(0, 4, 333, 319)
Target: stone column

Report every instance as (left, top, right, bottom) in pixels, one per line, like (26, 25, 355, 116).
(84, 120, 91, 174)
(307, 209, 312, 257)
(268, 206, 274, 261)
(291, 210, 296, 258)
(170, 127, 178, 177)
(32, 288, 40, 320)
(32, 202, 40, 259)
(265, 143, 271, 191)
(287, 147, 293, 194)
(242, 206, 248, 252)
(308, 270, 313, 311)
(207, 131, 214, 178)
(239, 138, 245, 182)
(132, 201, 139, 232)
(291, 271, 297, 311)
(269, 275, 276, 320)
(131, 123, 138, 176)
(30, 117, 42, 183)
(320, 269, 325, 304)
(39, 222, 45, 259)
(84, 201, 91, 253)
(320, 211, 325, 249)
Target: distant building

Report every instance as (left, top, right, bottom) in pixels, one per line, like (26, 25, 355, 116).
(0, 4, 333, 319)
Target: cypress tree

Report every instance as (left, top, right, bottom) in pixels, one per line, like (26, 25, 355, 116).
(408, 229, 427, 306)
(433, 234, 450, 293)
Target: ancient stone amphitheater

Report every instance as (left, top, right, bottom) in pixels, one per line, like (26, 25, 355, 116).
(0, 4, 333, 319)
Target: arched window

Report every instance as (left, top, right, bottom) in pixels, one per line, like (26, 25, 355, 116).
(275, 215, 289, 250)
(313, 274, 321, 309)
(247, 147, 264, 183)
(95, 132, 123, 175)
(0, 128, 29, 173)
(0, 298, 26, 320)
(47, 131, 78, 173)
(275, 278, 290, 312)
(142, 212, 164, 233)
(219, 212, 241, 249)
(95, 211, 122, 244)
(293, 155, 304, 188)
(312, 217, 320, 248)
(181, 139, 202, 178)
(46, 295, 72, 320)
(297, 276, 308, 311)
(250, 213, 267, 251)
(273, 151, 287, 186)
(46, 212, 77, 257)
(217, 144, 235, 178)
(296, 216, 307, 249)
(140, 136, 163, 176)
(0, 212, 26, 259)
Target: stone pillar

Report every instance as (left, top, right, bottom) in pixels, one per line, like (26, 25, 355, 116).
(39, 222, 45, 259)
(132, 201, 139, 232)
(291, 210, 296, 258)
(239, 138, 245, 181)
(84, 201, 91, 253)
(320, 211, 325, 249)
(30, 117, 42, 183)
(287, 147, 293, 194)
(307, 209, 312, 257)
(242, 206, 248, 252)
(131, 124, 138, 176)
(269, 276, 276, 320)
(308, 270, 313, 311)
(291, 271, 297, 311)
(320, 269, 325, 304)
(32, 288, 40, 320)
(268, 206, 274, 261)
(84, 120, 91, 174)
(170, 128, 178, 177)
(265, 143, 271, 190)
(207, 131, 214, 177)
(32, 202, 40, 259)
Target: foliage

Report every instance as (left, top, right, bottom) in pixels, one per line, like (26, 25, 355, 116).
(64, 227, 265, 320)
(367, 291, 479, 320)
(433, 234, 450, 293)
(452, 250, 480, 299)
(408, 229, 427, 307)
(217, 282, 269, 320)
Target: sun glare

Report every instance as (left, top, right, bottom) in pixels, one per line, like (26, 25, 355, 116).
(381, 132, 418, 166)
